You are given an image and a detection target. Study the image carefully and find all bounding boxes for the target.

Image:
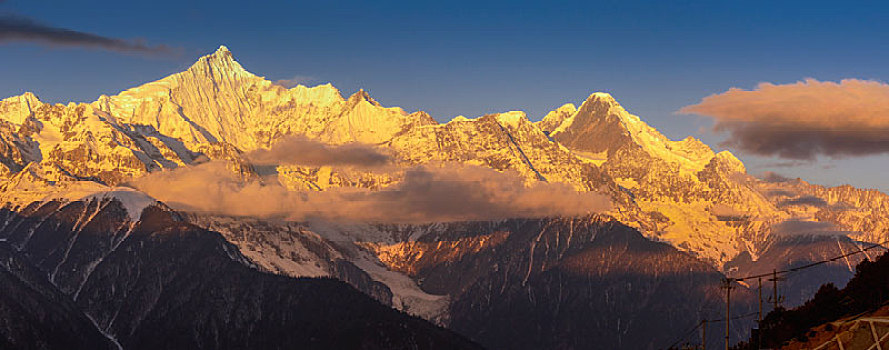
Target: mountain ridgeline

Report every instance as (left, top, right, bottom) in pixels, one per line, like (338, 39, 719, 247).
(0, 46, 887, 349)
(0, 198, 480, 349)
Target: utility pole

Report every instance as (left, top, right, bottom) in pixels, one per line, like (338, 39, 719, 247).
(757, 277, 763, 324)
(768, 269, 785, 311)
(757, 276, 763, 350)
(701, 319, 707, 350)
(722, 278, 734, 350)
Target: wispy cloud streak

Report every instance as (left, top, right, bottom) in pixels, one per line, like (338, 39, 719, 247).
(0, 14, 176, 55)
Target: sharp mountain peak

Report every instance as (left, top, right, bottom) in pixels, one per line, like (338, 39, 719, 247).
(0, 46, 721, 175)
(0, 91, 43, 107)
(216, 44, 232, 54)
(584, 91, 618, 104)
(184, 44, 254, 80)
(347, 88, 382, 107)
(0, 91, 45, 125)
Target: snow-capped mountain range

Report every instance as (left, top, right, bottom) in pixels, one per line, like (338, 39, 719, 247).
(1, 46, 888, 349)
(2, 45, 885, 263)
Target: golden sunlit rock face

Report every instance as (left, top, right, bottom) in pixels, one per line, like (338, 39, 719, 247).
(0, 46, 887, 268)
(3, 0, 888, 347)
(361, 231, 511, 276)
(1, 45, 887, 350)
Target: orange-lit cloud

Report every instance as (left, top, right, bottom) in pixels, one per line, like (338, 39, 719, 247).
(776, 196, 828, 208)
(274, 75, 316, 88)
(771, 220, 848, 237)
(680, 79, 889, 159)
(128, 162, 612, 223)
(247, 136, 391, 168)
(759, 171, 794, 183)
(710, 203, 750, 221)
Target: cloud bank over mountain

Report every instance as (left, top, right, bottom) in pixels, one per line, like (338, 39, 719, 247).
(771, 219, 850, 237)
(274, 75, 317, 88)
(246, 137, 392, 168)
(129, 161, 611, 223)
(680, 79, 889, 160)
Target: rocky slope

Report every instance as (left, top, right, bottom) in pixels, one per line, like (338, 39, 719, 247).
(0, 242, 118, 350)
(365, 217, 756, 349)
(726, 234, 885, 307)
(183, 212, 757, 349)
(0, 196, 479, 350)
(539, 90, 889, 299)
(542, 92, 780, 264)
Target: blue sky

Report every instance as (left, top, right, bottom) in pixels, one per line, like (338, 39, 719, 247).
(1, 0, 887, 191)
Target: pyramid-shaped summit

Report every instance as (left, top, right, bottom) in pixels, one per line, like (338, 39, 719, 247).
(547, 92, 642, 156)
(544, 91, 718, 174)
(78, 46, 449, 151)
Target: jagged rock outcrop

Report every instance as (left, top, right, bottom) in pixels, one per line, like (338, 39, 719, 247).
(754, 177, 889, 245)
(543, 92, 784, 264)
(93, 46, 436, 150)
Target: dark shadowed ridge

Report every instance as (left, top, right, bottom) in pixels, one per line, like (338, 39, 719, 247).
(0, 199, 481, 350)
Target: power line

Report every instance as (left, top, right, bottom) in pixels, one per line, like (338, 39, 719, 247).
(660, 239, 889, 350)
(707, 311, 760, 323)
(733, 240, 889, 282)
(662, 313, 760, 350)
(664, 320, 705, 349)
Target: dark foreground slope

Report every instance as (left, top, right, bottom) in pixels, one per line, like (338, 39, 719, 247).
(369, 217, 756, 349)
(0, 243, 117, 350)
(0, 199, 479, 350)
(735, 251, 889, 349)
